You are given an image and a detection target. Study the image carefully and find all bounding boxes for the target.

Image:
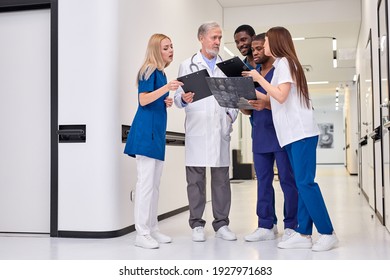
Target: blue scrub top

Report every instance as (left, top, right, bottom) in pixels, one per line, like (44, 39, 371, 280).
(124, 69, 169, 161)
(252, 66, 283, 153)
(243, 57, 261, 71)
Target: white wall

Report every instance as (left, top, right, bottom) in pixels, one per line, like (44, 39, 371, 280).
(355, 0, 387, 213)
(344, 84, 358, 174)
(356, 11, 376, 206)
(58, 0, 123, 231)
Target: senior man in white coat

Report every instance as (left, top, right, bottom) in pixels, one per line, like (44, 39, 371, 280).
(174, 21, 238, 242)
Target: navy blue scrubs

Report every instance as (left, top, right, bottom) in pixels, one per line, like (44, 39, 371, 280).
(252, 66, 298, 230)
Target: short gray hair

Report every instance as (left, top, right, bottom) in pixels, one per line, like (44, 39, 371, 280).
(197, 21, 221, 40)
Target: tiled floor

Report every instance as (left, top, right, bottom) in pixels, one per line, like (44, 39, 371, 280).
(1, 165, 390, 260)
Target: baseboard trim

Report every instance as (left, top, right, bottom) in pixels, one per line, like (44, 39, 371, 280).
(57, 225, 134, 239)
(57, 205, 189, 239)
(158, 205, 189, 221)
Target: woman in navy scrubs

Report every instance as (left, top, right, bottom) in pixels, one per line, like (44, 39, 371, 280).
(124, 34, 182, 249)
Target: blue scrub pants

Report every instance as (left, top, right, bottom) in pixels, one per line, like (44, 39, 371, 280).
(284, 136, 334, 235)
(253, 150, 298, 230)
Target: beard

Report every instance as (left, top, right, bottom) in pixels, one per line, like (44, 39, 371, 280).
(256, 55, 269, 65)
(205, 47, 219, 57)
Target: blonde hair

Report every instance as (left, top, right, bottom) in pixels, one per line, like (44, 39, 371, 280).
(137, 33, 171, 85)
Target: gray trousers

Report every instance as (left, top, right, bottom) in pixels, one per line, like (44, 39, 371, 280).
(186, 166, 231, 231)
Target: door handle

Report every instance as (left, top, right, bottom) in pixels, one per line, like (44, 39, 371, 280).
(369, 131, 377, 138)
(57, 125, 86, 143)
(369, 127, 382, 141)
(384, 120, 390, 129)
(122, 125, 130, 143)
(380, 101, 389, 108)
(359, 135, 368, 146)
(57, 129, 85, 135)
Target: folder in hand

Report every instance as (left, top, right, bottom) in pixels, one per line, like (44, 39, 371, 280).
(216, 56, 260, 87)
(177, 69, 213, 102)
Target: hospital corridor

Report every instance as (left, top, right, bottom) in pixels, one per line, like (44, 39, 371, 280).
(1, 1, 390, 276)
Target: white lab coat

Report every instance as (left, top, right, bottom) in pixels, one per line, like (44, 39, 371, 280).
(174, 51, 238, 167)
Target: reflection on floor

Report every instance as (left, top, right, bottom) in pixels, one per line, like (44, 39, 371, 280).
(1, 165, 390, 260)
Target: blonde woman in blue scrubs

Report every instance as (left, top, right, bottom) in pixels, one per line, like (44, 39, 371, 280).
(243, 26, 338, 252)
(124, 34, 182, 249)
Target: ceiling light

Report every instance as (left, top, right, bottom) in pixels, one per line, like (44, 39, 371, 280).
(307, 81, 329, 85)
(332, 38, 337, 51)
(332, 38, 338, 68)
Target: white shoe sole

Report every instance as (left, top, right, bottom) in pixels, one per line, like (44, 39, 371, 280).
(151, 235, 172, 244)
(312, 240, 338, 251)
(192, 237, 206, 242)
(245, 235, 276, 242)
(277, 242, 312, 249)
(134, 242, 159, 249)
(215, 233, 237, 241)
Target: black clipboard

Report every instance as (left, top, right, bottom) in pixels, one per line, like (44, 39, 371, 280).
(205, 76, 256, 109)
(177, 69, 212, 102)
(216, 56, 260, 87)
(216, 56, 250, 76)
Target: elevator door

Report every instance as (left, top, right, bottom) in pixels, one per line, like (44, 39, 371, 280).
(0, 9, 50, 233)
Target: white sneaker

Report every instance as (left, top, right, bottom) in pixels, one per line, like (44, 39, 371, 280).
(135, 234, 159, 249)
(151, 231, 172, 243)
(281, 228, 296, 242)
(215, 225, 237, 241)
(312, 233, 339, 252)
(192, 226, 206, 242)
(277, 230, 312, 249)
(244, 227, 276, 242)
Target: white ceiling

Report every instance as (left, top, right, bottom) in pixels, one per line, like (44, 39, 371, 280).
(217, 0, 362, 111)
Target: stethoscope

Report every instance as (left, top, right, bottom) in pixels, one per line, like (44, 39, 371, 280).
(189, 53, 223, 72)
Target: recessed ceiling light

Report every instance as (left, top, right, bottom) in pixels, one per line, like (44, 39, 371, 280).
(308, 81, 329, 85)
